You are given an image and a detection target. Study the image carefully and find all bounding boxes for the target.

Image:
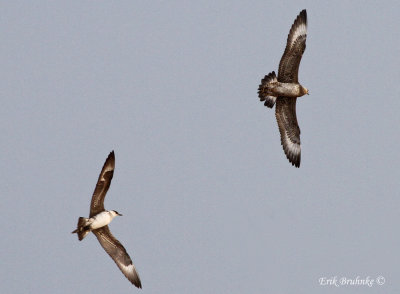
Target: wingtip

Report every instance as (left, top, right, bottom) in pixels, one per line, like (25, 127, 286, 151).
(288, 153, 301, 168)
(109, 150, 115, 159)
(135, 280, 142, 289)
(130, 271, 142, 289)
(131, 278, 142, 289)
(286, 148, 301, 168)
(290, 9, 307, 31)
(105, 150, 115, 167)
(292, 160, 300, 168)
(298, 9, 307, 25)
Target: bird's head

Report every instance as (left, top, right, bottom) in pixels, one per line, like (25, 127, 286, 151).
(301, 86, 309, 96)
(111, 210, 123, 217)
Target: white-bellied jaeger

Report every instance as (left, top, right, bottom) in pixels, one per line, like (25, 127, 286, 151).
(72, 151, 142, 288)
(258, 9, 308, 168)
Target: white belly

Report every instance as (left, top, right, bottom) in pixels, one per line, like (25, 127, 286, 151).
(90, 211, 112, 230)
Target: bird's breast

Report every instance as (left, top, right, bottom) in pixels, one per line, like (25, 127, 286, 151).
(90, 211, 112, 229)
(271, 82, 304, 98)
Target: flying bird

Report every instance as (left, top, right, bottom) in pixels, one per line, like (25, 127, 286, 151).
(72, 151, 142, 288)
(258, 9, 308, 168)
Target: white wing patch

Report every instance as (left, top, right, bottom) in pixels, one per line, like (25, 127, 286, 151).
(120, 263, 136, 275)
(289, 23, 307, 48)
(104, 164, 114, 173)
(283, 131, 300, 157)
(100, 164, 114, 181)
(119, 262, 141, 285)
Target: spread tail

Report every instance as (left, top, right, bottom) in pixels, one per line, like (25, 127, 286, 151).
(71, 217, 91, 241)
(258, 71, 278, 108)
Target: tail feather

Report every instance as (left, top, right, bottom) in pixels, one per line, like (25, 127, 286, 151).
(71, 217, 91, 241)
(258, 71, 278, 108)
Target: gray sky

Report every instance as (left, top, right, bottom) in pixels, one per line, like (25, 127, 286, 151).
(1, 1, 399, 293)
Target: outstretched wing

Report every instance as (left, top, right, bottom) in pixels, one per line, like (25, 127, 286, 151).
(274, 10, 306, 167)
(278, 9, 307, 83)
(275, 97, 301, 167)
(89, 151, 115, 217)
(93, 226, 142, 288)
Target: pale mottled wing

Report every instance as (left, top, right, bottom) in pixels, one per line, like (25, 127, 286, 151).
(93, 226, 142, 288)
(275, 97, 301, 167)
(89, 151, 115, 217)
(274, 10, 306, 167)
(278, 9, 307, 83)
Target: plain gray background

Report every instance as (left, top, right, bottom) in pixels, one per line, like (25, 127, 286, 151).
(1, 1, 399, 293)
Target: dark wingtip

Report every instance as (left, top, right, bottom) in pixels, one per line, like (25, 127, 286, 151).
(104, 150, 115, 167)
(298, 9, 307, 25)
(109, 150, 115, 159)
(288, 154, 300, 168)
(133, 278, 142, 289)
